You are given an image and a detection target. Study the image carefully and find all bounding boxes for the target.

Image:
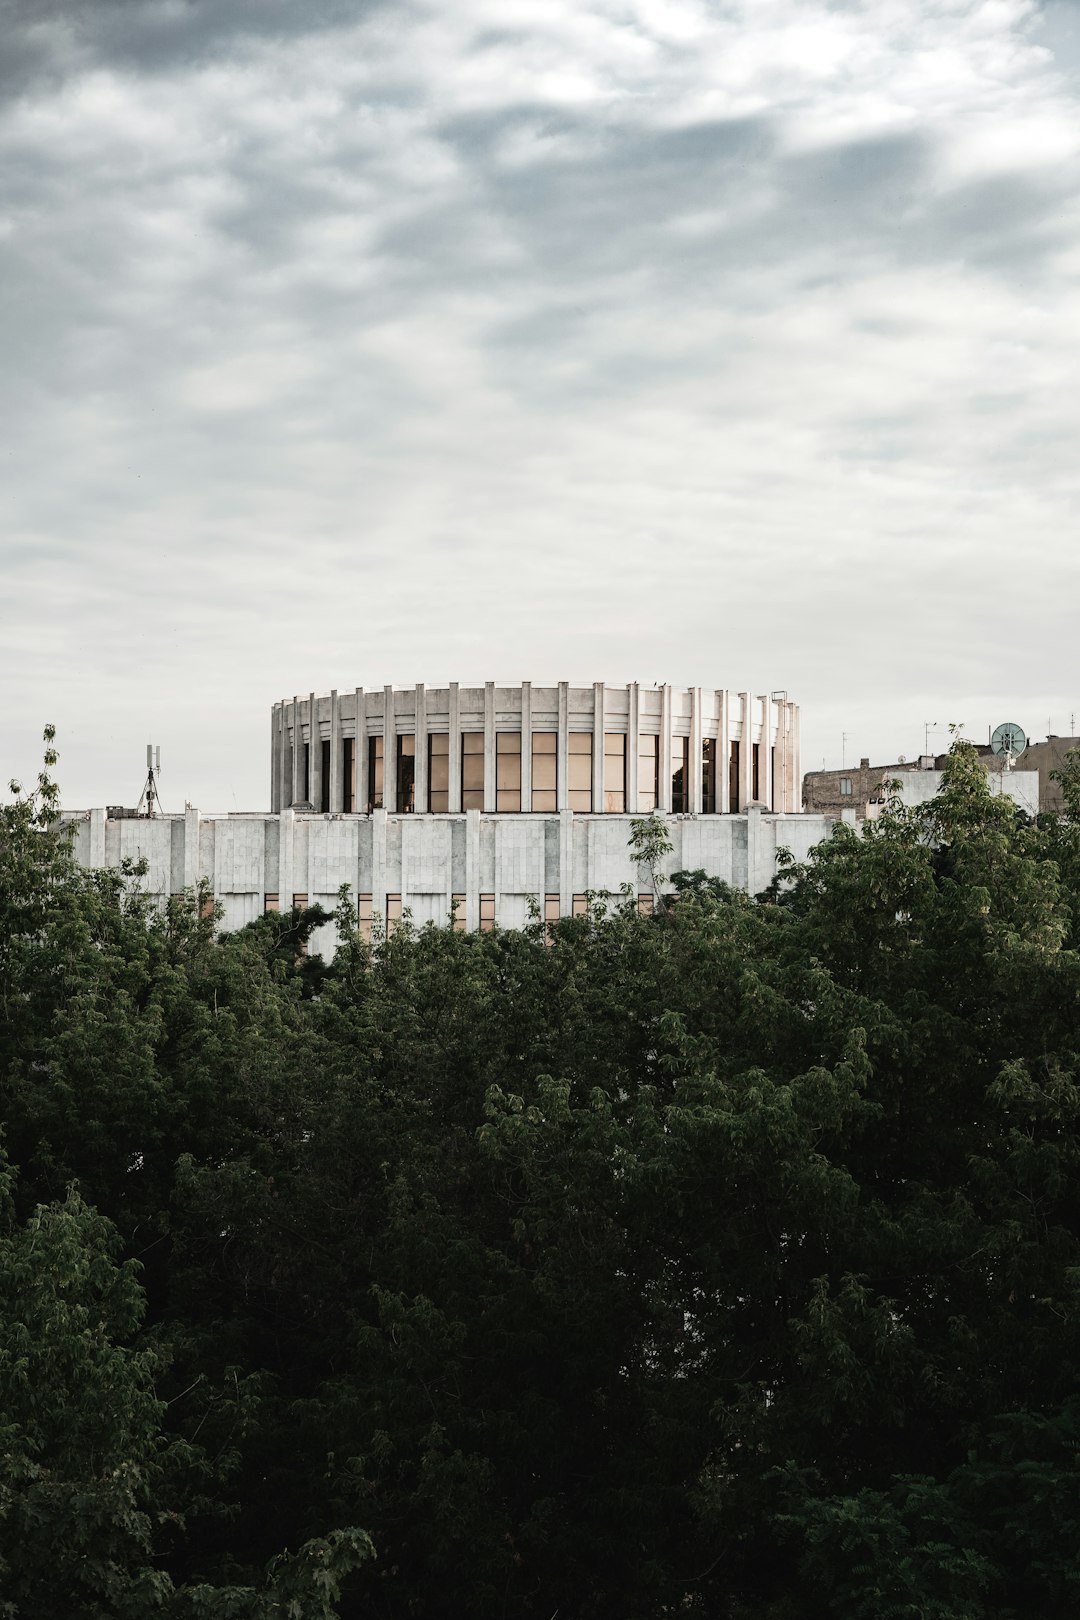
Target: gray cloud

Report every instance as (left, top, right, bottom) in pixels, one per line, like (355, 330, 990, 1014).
(1, 0, 1079, 807)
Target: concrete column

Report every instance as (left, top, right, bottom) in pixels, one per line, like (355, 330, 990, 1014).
(719, 689, 731, 813)
(277, 808, 293, 905)
(762, 694, 774, 811)
(690, 686, 702, 813)
(354, 687, 367, 814)
(628, 682, 640, 814)
(329, 689, 341, 812)
(746, 805, 762, 894)
(372, 807, 387, 920)
(446, 681, 462, 812)
(291, 699, 304, 807)
(483, 681, 496, 813)
(270, 705, 279, 812)
(740, 691, 754, 808)
(465, 808, 481, 930)
(400, 817, 410, 912)
(414, 682, 427, 813)
(382, 685, 396, 812)
(521, 680, 532, 810)
(184, 805, 201, 888)
(790, 702, 801, 812)
(659, 684, 673, 812)
(89, 806, 106, 868)
(307, 691, 318, 809)
(556, 681, 569, 812)
(559, 807, 574, 914)
(591, 682, 604, 812)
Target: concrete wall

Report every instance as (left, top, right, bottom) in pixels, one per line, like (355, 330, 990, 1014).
(64, 806, 834, 958)
(807, 758, 1042, 819)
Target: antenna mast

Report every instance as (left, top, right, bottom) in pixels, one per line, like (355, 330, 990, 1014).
(137, 745, 163, 817)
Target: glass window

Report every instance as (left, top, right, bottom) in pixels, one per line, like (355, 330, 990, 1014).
(568, 732, 592, 812)
(603, 734, 626, 813)
(428, 732, 449, 812)
(357, 894, 373, 943)
(342, 737, 355, 813)
(367, 736, 383, 811)
(397, 736, 415, 813)
(671, 736, 690, 812)
(702, 738, 717, 814)
(572, 893, 589, 916)
(320, 739, 331, 813)
(462, 731, 484, 810)
(752, 742, 760, 802)
(839, 777, 853, 796)
(302, 743, 310, 805)
(264, 893, 280, 913)
(531, 730, 557, 811)
(386, 893, 402, 936)
(638, 734, 659, 812)
(452, 892, 466, 932)
(637, 893, 654, 916)
(479, 893, 495, 932)
(496, 731, 521, 812)
(729, 740, 740, 813)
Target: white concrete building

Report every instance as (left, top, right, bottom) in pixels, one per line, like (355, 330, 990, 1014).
(64, 682, 822, 952)
(271, 683, 802, 817)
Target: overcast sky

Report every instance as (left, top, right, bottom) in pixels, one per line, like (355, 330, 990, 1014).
(2, 0, 1078, 810)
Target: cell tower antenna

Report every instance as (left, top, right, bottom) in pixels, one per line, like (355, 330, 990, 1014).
(137, 745, 163, 817)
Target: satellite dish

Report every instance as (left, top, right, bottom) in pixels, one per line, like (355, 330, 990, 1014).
(990, 722, 1026, 758)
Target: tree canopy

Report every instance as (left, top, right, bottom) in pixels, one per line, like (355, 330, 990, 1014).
(2, 734, 1080, 1617)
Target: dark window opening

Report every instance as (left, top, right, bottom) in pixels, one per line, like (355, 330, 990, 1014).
(752, 742, 760, 802)
(342, 737, 355, 813)
(320, 739, 331, 813)
(397, 735, 415, 813)
(367, 736, 383, 810)
(702, 738, 717, 814)
(729, 740, 741, 812)
(303, 743, 310, 805)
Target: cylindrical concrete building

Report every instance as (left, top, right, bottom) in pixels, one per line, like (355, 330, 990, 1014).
(271, 683, 800, 817)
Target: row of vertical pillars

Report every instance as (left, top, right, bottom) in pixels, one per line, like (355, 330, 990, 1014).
(272, 685, 800, 816)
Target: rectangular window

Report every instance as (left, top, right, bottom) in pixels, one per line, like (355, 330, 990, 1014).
(603, 734, 626, 813)
(752, 742, 760, 802)
(479, 893, 495, 932)
(303, 742, 311, 805)
(638, 734, 659, 812)
(386, 893, 402, 936)
(292, 892, 309, 909)
(544, 894, 560, 923)
(428, 733, 449, 812)
(729, 740, 741, 813)
(452, 892, 466, 932)
(397, 735, 415, 813)
(671, 736, 690, 812)
(568, 732, 592, 812)
(637, 893, 654, 916)
(358, 893, 373, 943)
(702, 738, 717, 814)
(572, 893, 589, 916)
(342, 737, 355, 813)
(462, 731, 484, 811)
(264, 893, 280, 913)
(496, 731, 521, 812)
(367, 736, 383, 810)
(839, 777, 853, 796)
(320, 738, 331, 813)
(531, 730, 557, 811)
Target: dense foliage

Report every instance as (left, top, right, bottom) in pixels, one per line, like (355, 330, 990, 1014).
(3, 731, 1080, 1617)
